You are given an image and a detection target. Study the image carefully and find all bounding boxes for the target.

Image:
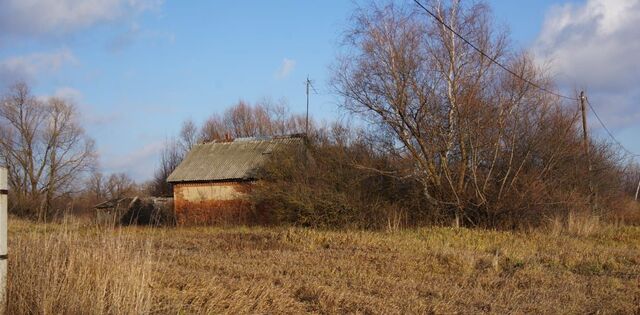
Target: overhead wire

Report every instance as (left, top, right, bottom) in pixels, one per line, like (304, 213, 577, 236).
(585, 97, 640, 157)
(412, 0, 577, 101)
(412, 0, 638, 159)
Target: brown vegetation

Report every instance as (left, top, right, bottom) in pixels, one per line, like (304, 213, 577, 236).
(7, 218, 640, 314)
(8, 219, 154, 314)
(330, 1, 637, 228)
(253, 124, 432, 229)
(199, 100, 306, 142)
(174, 199, 252, 226)
(1, 1, 637, 231)
(251, 122, 639, 230)
(3, 1, 638, 313)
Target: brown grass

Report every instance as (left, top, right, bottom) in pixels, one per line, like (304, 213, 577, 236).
(7, 217, 640, 314)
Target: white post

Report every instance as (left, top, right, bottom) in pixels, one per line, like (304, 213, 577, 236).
(635, 178, 640, 201)
(0, 166, 7, 312)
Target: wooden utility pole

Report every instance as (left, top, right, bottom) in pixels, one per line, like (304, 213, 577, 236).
(580, 91, 597, 213)
(305, 76, 311, 136)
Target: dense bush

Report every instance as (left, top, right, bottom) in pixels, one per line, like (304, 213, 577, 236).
(251, 119, 639, 230)
(253, 125, 438, 229)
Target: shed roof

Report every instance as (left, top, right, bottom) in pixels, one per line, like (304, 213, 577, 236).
(94, 197, 136, 210)
(166, 135, 304, 183)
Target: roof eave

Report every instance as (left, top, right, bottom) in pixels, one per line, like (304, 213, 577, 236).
(167, 177, 257, 184)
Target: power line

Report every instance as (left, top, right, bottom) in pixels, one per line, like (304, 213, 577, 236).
(412, 0, 577, 101)
(585, 97, 640, 157)
(412, 0, 638, 159)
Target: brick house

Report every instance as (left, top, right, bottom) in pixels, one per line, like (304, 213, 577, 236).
(166, 135, 303, 225)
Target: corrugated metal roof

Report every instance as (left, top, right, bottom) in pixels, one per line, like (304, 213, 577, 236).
(167, 136, 303, 183)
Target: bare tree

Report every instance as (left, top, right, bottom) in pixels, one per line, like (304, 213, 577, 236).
(0, 82, 97, 219)
(200, 114, 225, 142)
(105, 172, 137, 199)
(150, 138, 183, 197)
(264, 99, 308, 136)
(87, 170, 106, 203)
(152, 117, 202, 197)
(333, 1, 584, 227)
(179, 118, 198, 153)
(199, 100, 306, 142)
(226, 100, 257, 137)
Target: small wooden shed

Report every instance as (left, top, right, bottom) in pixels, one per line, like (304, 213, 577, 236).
(94, 196, 174, 226)
(166, 135, 303, 225)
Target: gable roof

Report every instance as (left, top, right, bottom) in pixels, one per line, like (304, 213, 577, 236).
(166, 135, 304, 183)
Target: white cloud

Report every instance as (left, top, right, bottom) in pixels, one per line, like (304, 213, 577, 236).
(53, 86, 83, 101)
(275, 58, 296, 79)
(0, 49, 76, 86)
(0, 0, 162, 37)
(534, 0, 640, 129)
(34, 86, 122, 130)
(103, 140, 165, 180)
(106, 23, 141, 53)
(105, 22, 175, 53)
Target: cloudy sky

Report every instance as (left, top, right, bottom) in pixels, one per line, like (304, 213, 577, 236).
(1, 0, 638, 180)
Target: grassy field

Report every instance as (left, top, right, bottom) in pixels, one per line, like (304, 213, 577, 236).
(6, 217, 640, 314)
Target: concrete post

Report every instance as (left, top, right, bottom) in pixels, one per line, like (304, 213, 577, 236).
(0, 166, 7, 312)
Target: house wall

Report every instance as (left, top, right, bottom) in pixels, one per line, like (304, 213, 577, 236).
(173, 181, 254, 225)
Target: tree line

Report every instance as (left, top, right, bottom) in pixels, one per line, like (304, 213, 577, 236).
(250, 1, 639, 229)
(0, 82, 308, 219)
(0, 82, 146, 219)
(1, 0, 638, 228)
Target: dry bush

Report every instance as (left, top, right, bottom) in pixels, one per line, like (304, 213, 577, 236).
(606, 199, 640, 226)
(251, 122, 635, 231)
(7, 219, 154, 314)
(252, 124, 434, 230)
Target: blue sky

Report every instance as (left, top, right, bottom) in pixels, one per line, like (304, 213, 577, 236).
(1, 0, 638, 180)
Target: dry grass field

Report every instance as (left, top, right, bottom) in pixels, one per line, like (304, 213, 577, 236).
(6, 217, 640, 314)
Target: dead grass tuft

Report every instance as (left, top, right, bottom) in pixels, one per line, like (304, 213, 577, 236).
(548, 212, 603, 237)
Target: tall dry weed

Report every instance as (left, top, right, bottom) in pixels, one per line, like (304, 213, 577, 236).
(5, 218, 639, 314)
(7, 220, 155, 315)
(548, 211, 602, 237)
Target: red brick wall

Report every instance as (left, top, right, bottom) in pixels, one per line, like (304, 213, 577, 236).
(173, 181, 254, 225)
